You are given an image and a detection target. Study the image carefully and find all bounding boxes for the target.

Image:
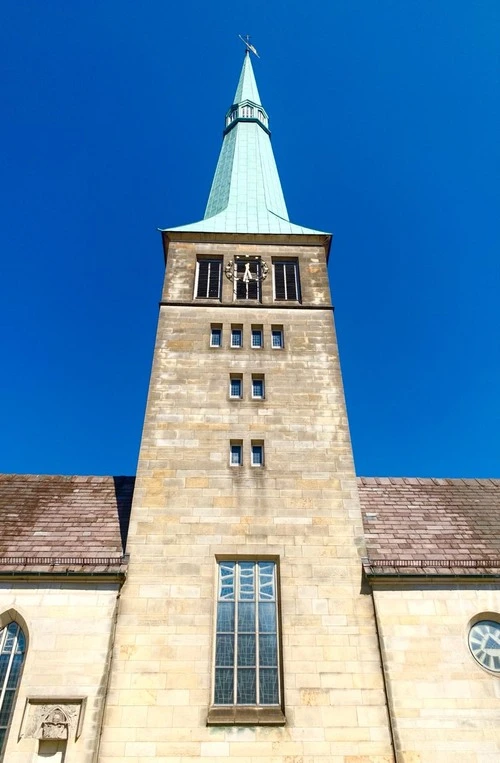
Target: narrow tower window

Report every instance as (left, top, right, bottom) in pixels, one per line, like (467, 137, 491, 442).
(210, 325, 222, 347)
(230, 442, 242, 466)
(251, 443, 264, 466)
(273, 261, 300, 301)
(196, 258, 222, 299)
(251, 327, 263, 348)
(231, 327, 243, 348)
(251, 376, 265, 399)
(0, 621, 26, 757)
(271, 328, 284, 349)
(229, 376, 243, 399)
(214, 561, 280, 706)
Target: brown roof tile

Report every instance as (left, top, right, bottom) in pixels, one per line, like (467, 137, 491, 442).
(0, 475, 134, 572)
(358, 476, 500, 575)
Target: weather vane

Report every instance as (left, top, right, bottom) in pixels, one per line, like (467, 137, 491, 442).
(239, 34, 260, 58)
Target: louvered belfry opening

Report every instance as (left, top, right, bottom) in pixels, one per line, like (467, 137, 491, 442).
(273, 261, 300, 301)
(196, 259, 222, 299)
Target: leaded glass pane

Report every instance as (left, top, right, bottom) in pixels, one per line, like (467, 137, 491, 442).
(251, 446, 263, 465)
(6, 654, 22, 689)
(214, 561, 280, 708)
(214, 668, 234, 704)
(216, 601, 235, 632)
(238, 602, 255, 633)
(258, 562, 275, 600)
(230, 378, 242, 397)
(215, 634, 234, 667)
(219, 562, 235, 600)
(272, 330, 283, 348)
(259, 668, 279, 705)
(0, 655, 9, 687)
(239, 562, 255, 600)
(251, 330, 262, 347)
(259, 602, 277, 633)
(0, 621, 25, 756)
(231, 329, 242, 347)
(238, 634, 256, 667)
(259, 634, 278, 667)
(237, 669, 256, 704)
(16, 630, 25, 653)
(252, 379, 263, 398)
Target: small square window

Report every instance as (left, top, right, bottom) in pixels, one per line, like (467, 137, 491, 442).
(271, 329, 283, 349)
(230, 443, 242, 466)
(231, 328, 243, 348)
(230, 376, 242, 399)
(210, 326, 222, 347)
(251, 329, 263, 348)
(252, 376, 264, 399)
(251, 443, 264, 467)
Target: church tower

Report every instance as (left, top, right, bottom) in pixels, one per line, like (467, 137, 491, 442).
(100, 50, 393, 761)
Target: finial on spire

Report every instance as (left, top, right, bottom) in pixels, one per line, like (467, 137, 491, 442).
(238, 34, 260, 58)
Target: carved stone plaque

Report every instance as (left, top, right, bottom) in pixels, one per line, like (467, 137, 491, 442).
(21, 698, 86, 741)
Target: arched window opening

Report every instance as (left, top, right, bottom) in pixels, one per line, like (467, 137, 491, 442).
(0, 622, 26, 757)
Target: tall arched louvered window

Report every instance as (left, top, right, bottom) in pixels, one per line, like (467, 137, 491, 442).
(0, 622, 26, 757)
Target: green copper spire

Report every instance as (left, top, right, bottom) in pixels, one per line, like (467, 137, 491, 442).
(165, 51, 327, 235)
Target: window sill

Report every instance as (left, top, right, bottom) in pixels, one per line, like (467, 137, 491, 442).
(206, 706, 286, 726)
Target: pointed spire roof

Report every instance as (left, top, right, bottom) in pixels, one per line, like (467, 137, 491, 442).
(233, 50, 262, 104)
(165, 52, 327, 236)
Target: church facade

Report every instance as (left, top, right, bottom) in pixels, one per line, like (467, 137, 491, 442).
(1, 51, 500, 763)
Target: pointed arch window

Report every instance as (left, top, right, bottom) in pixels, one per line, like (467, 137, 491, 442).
(0, 621, 26, 757)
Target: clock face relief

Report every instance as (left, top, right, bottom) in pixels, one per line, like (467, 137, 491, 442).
(468, 620, 500, 673)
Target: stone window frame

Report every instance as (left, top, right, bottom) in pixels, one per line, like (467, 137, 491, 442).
(207, 556, 286, 727)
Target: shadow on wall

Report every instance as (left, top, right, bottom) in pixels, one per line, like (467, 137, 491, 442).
(113, 476, 135, 553)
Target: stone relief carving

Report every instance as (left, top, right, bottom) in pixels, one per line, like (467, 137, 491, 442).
(22, 700, 84, 741)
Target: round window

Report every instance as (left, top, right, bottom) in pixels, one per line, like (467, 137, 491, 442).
(468, 619, 500, 673)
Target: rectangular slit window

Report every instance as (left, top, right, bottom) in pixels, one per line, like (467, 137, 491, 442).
(251, 443, 264, 467)
(210, 325, 222, 347)
(230, 442, 242, 466)
(271, 328, 284, 349)
(251, 328, 263, 348)
(196, 258, 222, 299)
(230, 376, 243, 399)
(231, 327, 243, 348)
(214, 560, 280, 706)
(252, 376, 264, 399)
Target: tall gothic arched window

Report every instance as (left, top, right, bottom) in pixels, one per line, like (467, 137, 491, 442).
(0, 621, 26, 757)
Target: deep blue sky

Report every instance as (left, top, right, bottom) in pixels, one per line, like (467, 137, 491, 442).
(1, 1, 499, 477)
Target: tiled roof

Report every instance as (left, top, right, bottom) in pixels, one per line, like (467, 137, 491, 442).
(0, 475, 134, 574)
(358, 477, 500, 576)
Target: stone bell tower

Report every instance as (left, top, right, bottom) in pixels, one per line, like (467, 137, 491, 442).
(100, 49, 393, 762)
